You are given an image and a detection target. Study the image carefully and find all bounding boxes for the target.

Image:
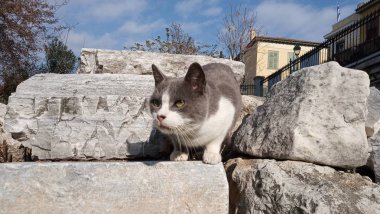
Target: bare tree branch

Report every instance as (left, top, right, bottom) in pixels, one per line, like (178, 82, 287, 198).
(127, 23, 218, 57)
(218, 4, 260, 60)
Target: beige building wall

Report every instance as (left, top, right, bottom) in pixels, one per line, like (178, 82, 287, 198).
(326, 13, 361, 50)
(358, 3, 380, 42)
(326, 2, 380, 47)
(331, 13, 360, 33)
(242, 44, 258, 85)
(242, 42, 316, 84)
(359, 3, 380, 16)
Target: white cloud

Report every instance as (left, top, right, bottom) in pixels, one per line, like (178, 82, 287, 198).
(207, 0, 220, 5)
(175, 0, 203, 15)
(66, 31, 121, 55)
(255, 0, 356, 41)
(118, 19, 165, 34)
(175, 0, 223, 18)
(60, 0, 148, 23)
(181, 19, 217, 35)
(89, 0, 147, 21)
(201, 7, 222, 16)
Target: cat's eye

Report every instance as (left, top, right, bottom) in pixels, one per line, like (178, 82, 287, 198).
(151, 99, 161, 107)
(175, 100, 185, 108)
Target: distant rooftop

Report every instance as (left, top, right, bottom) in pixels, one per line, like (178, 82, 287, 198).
(246, 36, 320, 49)
(356, 0, 379, 13)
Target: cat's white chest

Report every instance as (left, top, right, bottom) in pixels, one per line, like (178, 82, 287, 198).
(193, 96, 235, 146)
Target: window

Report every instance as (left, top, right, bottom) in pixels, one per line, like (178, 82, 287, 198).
(336, 40, 345, 53)
(268, 50, 279, 69)
(287, 52, 295, 62)
(366, 17, 379, 41)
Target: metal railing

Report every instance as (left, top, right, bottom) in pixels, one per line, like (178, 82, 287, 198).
(240, 84, 255, 95)
(261, 8, 380, 92)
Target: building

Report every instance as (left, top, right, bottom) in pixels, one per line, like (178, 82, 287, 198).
(357, 0, 380, 16)
(324, 0, 380, 88)
(241, 35, 319, 85)
(356, 0, 380, 44)
(246, 0, 380, 96)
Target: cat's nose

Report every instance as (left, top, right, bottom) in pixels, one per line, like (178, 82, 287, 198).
(157, 115, 166, 122)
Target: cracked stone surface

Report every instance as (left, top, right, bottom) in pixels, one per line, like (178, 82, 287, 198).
(366, 87, 380, 137)
(4, 73, 159, 160)
(232, 95, 265, 133)
(0, 128, 31, 163)
(233, 62, 370, 168)
(0, 103, 31, 162)
(366, 87, 380, 184)
(368, 131, 380, 184)
(78, 48, 245, 84)
(0, 161, 228, 214)
(225, 158, 380, 214)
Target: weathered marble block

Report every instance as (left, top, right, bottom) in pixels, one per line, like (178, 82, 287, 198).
(366, 87, 380, 137)
(369, 131, 380, 184)
(232, 95, 265, 133)
(234, 62, 370, 168)
(4, 73, 158, 160)
(0, 161, 229, 214)
(226, 158, 380, 214)
(366, 87, 380, 184)
(78, 48, 245, 84)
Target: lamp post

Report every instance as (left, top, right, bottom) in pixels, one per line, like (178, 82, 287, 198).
(293, 45, 301, 57)
(293, 45, 301, 71)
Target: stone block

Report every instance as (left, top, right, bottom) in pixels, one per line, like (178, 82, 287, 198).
(226, 158, 380, 214)
(366, 87, 380, 137)
(0, 161, 228, 214)
(233, 62, 370, 168)
(78, 49, 245, 84)
(231, 95, 265, 133)
(4, 73, 158, 160)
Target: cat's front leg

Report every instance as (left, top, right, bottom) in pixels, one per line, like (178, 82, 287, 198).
(203, 136, 223, 165)
(170, 143, 189, 161)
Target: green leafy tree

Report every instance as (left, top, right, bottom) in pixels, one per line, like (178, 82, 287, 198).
(44, 38, 77, 74)
(0, 69, 30, 104)
(0, 0, 67, 103)
(128, 23, 218, 57)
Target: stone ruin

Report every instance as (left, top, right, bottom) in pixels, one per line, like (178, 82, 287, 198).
(0, 49, 380, 213)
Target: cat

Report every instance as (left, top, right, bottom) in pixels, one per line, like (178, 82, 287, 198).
(149, 62, 242, 164)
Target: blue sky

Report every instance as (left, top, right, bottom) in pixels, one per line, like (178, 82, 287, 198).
(54, 0, 362, 56)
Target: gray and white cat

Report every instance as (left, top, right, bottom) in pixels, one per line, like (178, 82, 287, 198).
(149, 62, 242, 164)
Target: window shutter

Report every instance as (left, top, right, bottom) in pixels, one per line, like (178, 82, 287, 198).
(273, 51, 279, 69)
(268, 52, 272, 69)
(268, 50, 279, 69)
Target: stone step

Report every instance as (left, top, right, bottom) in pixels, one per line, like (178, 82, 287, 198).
(0, 161, 228, 214)
(5, 73, 158, 160)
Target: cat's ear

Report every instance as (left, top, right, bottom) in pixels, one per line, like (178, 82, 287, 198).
(185, 62, 206, 94)
(152, 64, 166, 85)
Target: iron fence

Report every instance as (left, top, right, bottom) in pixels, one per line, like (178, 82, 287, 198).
(240, 84, 255, 95)
(261, 8, 380, 91)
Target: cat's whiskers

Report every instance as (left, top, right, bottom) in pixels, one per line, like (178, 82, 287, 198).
(176, 126, 195, 159)
(175, 126, 189, 154)
(173, 129, 183, 154)
(175, 124, 202, 160)
(185, 128, 202, 160)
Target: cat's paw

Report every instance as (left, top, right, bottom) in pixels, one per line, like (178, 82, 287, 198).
(170, 151, 189, 161)
(202, 152, 221, 165)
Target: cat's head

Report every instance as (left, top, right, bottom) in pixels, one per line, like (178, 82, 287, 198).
(149, 63, 208, 135)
